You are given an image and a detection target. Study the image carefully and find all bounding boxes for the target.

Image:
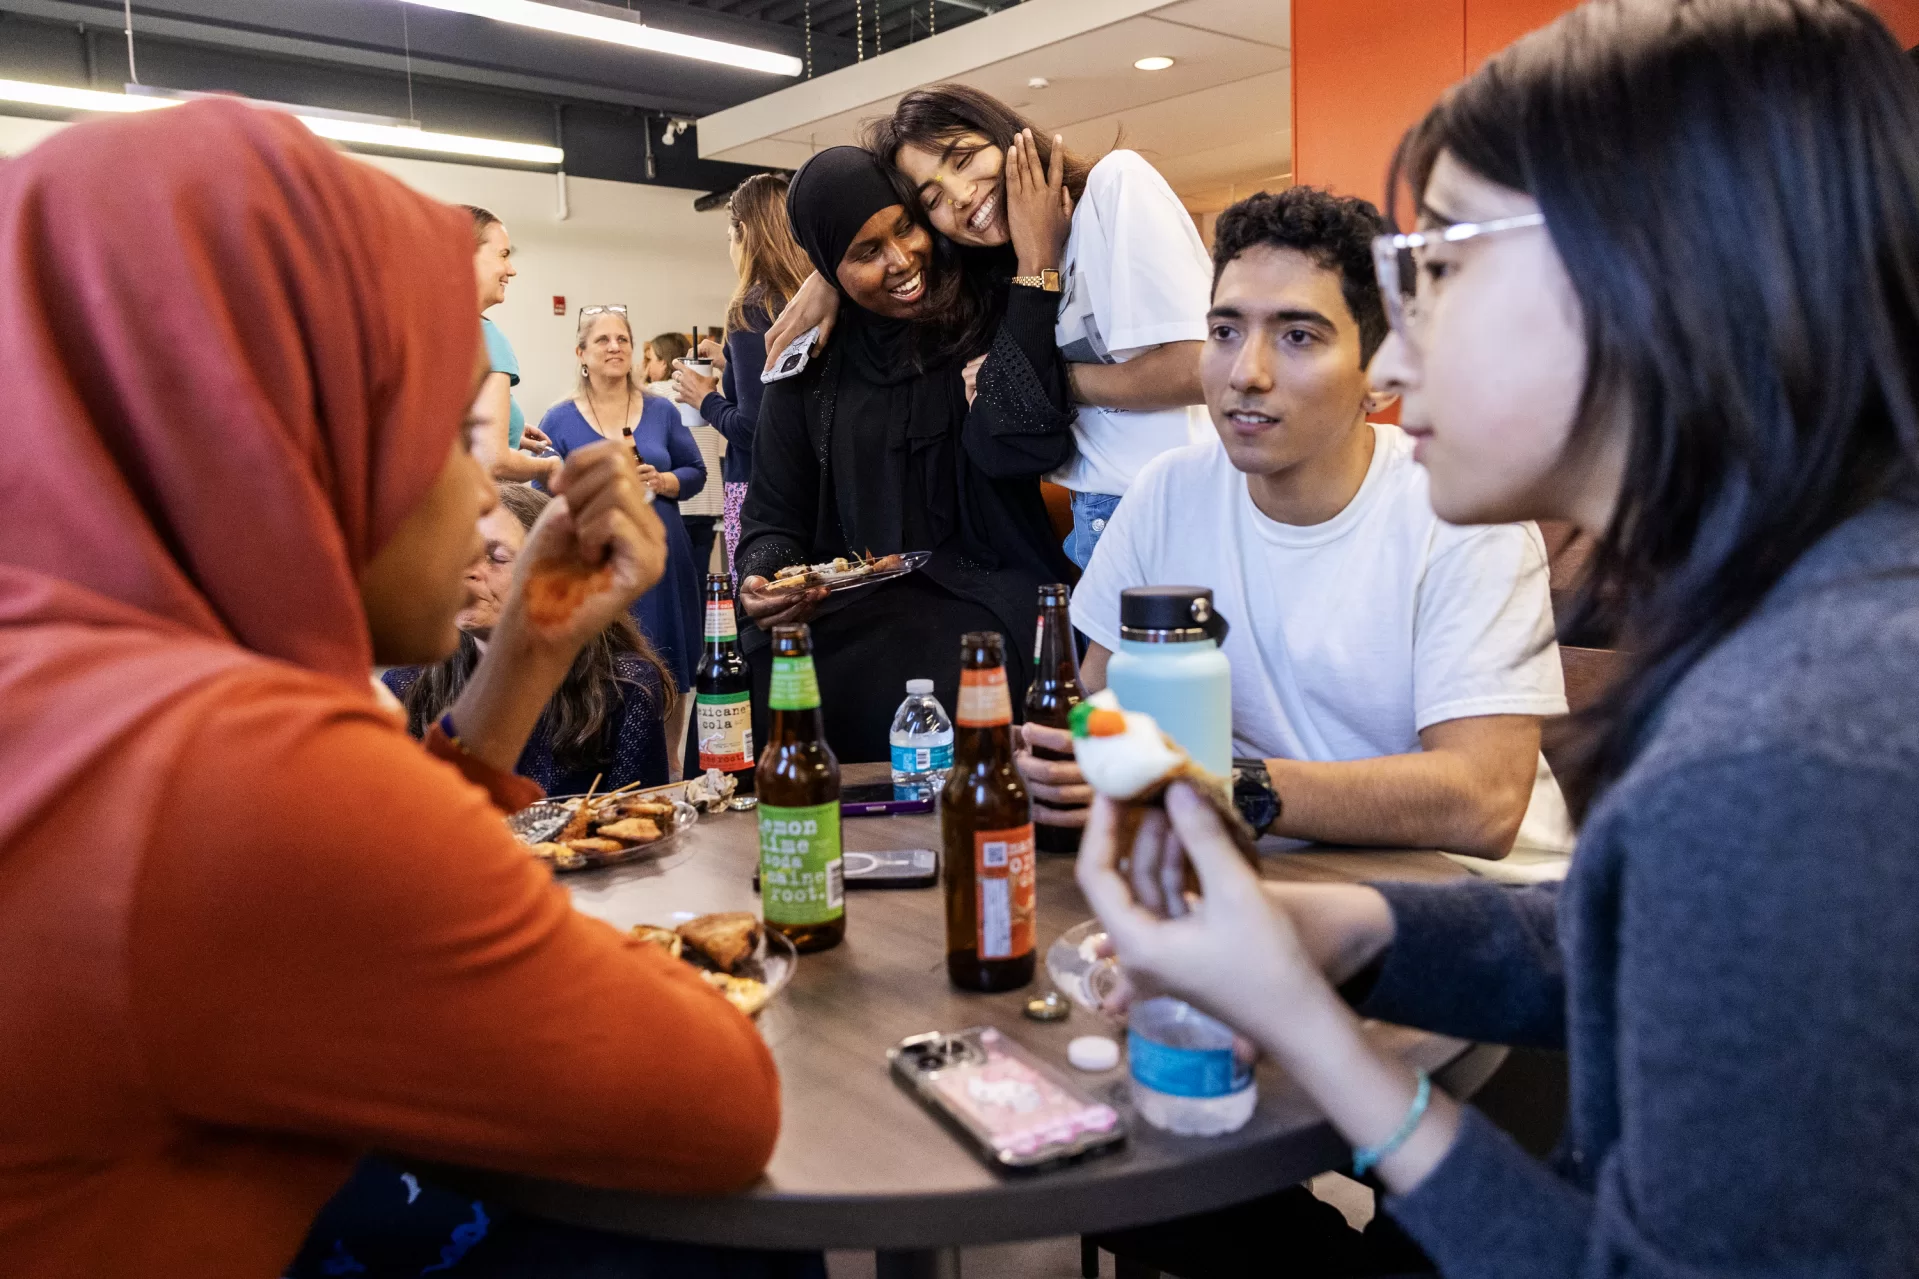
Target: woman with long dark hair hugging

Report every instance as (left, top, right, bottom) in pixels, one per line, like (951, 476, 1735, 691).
(1075, 1, 1919, 1275)
(385, 482, 675, 794)
(733, 142, 1077, 760)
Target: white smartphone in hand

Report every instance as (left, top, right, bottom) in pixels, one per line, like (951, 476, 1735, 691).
(761, 325, 822, 384)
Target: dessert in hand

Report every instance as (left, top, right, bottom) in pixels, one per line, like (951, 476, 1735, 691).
(1069, 690, 1195, 802)
(1070, 690, 1258, 866)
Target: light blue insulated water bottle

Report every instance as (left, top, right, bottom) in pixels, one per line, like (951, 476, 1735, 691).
(1104, 586, 1232, 780)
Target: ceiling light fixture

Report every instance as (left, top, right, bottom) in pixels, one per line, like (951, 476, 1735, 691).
(399, 0, 802, 76)
(0, 79, 564, 165)
(1133, 56, 1175, 71)
(0, 77, 169, 113)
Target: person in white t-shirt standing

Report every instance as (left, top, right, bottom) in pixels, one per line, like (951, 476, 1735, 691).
(1025, 186, 1575, 870)
(765, 85, 1214, 567)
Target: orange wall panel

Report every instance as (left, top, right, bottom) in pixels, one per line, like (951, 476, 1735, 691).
(1294, 0, 1919, 220)
(1291, 0, 1464, 209)
(1868, 0, 1919, 43)
(1466, 0, 1578, 66)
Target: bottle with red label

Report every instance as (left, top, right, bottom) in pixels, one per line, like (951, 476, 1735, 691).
(940, 631, 1037, 992)
(693, 574, 755, 801)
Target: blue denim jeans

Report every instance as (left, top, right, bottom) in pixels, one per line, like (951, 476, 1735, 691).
(1065, 490, 1122, 570)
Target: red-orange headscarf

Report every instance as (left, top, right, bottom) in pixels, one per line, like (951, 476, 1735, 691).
(0, 99, 477, 845)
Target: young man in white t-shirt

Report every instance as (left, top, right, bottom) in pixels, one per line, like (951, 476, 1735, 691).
(1020, 186, 1574, 864)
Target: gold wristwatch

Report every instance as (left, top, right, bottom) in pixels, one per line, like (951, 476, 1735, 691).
(1011, 268, 1062, 292)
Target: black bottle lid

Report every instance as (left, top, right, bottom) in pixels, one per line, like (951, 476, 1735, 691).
(1118, 586, 1230, 644)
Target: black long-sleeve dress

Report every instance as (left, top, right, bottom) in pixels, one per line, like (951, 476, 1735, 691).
(736, 284, 1077, 762)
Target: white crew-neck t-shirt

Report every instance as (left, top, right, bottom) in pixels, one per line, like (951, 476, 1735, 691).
(1071, 424, 1576, 862)
(1050, 150, 1214, 498)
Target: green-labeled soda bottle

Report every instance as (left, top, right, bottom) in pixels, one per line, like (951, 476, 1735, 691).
(756, 624, 845, 953)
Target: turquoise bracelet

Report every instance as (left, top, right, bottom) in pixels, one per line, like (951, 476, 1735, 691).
(1352, 1070, 1431, 1178)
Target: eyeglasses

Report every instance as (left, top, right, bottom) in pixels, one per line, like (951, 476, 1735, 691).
(578, 304, 629, 319)
(1371, 213, 1545, 339)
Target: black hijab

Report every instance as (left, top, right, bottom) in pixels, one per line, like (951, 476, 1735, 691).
(785, 146, 963, 558)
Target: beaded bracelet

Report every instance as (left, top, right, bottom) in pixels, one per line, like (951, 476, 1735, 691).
(1352, 1070, 1431, 1178)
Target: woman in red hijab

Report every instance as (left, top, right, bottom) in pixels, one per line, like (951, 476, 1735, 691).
(0, 100, 784, 1277)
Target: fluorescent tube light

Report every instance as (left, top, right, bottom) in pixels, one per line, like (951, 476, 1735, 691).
(0, 79, 564, 166)
(298, 117, 563, 164)
(400, 0, 802, 76)
(0, 78, 175, 113)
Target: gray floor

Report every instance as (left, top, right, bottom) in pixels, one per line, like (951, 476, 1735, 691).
(824, 1176, 1373, 1279)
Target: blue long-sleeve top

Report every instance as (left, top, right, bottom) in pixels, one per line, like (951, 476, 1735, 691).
(539, 393, 705, 503)
(1353, 500, 1919, 1278)
(700, 305, 770, 485)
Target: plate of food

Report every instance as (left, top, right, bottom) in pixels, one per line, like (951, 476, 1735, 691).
(764, 550, 930, 595)
(1045, 918, 1125, 1020)
(630, 912, 796, 1018)
(509, 787, 698, 873)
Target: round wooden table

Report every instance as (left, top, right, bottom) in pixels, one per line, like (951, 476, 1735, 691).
(447, 765, 1498, 1277)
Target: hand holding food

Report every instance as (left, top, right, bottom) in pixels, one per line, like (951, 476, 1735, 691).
(507, 441, 664, 649)
(738, 574, 827, 631)
(1069, 690, 1258, 902)
(1076, 783, 1322, 1031)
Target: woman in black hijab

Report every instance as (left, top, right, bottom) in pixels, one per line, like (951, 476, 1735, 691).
(735, 144, 1077, 761)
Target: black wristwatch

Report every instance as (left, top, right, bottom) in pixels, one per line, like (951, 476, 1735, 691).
(1232, 758, 1281, 835)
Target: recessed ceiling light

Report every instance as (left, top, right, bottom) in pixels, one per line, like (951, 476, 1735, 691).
(400, 0, 801, 77)
(1134, 56, 1175, 71)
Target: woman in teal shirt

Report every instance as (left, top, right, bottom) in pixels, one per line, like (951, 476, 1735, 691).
(467, 206, 558, 485)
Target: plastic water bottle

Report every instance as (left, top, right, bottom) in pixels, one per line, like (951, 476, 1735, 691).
(889, 679, 954, 799)
(1127, 996, 1257, 1135)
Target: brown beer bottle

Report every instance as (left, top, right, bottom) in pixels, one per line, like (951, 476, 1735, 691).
(1024, 583, 1087, 854)
(694, 574, 755, 800)
(756, 624, 844, 953)
(941, 631, 1037, 992)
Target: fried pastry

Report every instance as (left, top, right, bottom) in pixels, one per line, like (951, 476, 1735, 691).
(677, 912, 762, 975)
(702, 970, 771, 1016)
(528, 842, 573, 863)
(629, 924, 683, 960)
(596, 817, 662, 844)
(563, 837, 624, 855)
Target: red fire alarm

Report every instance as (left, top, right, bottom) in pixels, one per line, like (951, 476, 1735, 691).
(552, 295, 566, 316)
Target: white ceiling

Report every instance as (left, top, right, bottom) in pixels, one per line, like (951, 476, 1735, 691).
(698, 0, 1290, 214)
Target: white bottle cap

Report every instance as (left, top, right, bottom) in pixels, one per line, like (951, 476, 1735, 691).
(906, 679, 934, 695)
(1068, 1035, 1121, 1072)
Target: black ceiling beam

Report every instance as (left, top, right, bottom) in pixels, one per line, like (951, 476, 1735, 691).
(0, 0, 858, 114)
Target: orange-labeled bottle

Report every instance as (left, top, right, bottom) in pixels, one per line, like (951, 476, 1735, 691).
(940, 631, 1037, 992)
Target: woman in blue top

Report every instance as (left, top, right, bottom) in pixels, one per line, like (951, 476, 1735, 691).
(465, 206, 559, 487)
(673, 173, 813, 578)
(537, 306, 706, 701)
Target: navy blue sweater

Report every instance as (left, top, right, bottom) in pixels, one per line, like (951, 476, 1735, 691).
(700, 305, 769, 486)
(1363, 501, 1919, 1277)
